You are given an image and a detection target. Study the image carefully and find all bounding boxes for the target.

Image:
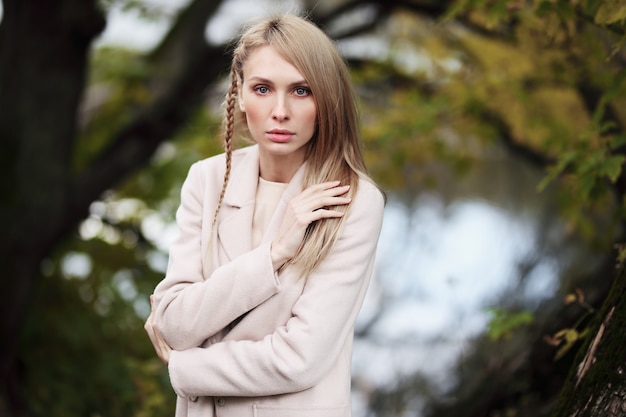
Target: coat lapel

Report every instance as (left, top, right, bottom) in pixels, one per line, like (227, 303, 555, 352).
(216, 146, 307, 262)
(216, 147, 260, 261)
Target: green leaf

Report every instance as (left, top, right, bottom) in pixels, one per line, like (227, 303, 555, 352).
(579, 175, 597, 199)
(486, 308, 534, 341)
(538, 151, 578, 191)
(610, 134, 626, 149)
(600, 155, 626, 182)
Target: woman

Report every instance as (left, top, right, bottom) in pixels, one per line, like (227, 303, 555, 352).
(144, 13, 385, 417)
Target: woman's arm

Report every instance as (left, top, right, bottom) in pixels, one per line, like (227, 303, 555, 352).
(150, 161, 282, 350)
(167, 180, 385, 398)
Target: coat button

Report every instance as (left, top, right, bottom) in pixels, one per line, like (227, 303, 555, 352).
(216, 397, 226, 406)
(190, 396, 198, 402)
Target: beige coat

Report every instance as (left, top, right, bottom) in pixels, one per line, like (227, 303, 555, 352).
(152, 145, 384, 417)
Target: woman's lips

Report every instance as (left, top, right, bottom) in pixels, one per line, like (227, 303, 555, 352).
(267, 130, 294, 143)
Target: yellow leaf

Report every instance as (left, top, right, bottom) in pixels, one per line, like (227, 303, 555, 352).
(595, 2, 626, 25)
(553, 328, 570, 339)
(564, 293, 577, 305)
(565, 329, 579, 343)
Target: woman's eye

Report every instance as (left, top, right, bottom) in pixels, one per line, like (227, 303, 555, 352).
(294, 87, 310, 96)
(255, 86, 269, 94)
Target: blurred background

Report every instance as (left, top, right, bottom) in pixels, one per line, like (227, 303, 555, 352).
(1, 0, 625, 416)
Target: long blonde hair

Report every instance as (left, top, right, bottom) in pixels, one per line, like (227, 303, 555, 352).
(214, 14, 377, 275)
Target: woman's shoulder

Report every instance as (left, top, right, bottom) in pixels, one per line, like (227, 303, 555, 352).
(356, 176, 385, 204)
(194, 145, 256, 169)
(351, 175, 386, 218)
(189, 145, 258, 178)
(179, 146, 258, 195)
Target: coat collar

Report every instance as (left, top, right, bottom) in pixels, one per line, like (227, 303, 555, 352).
(222, 145, 260, 208)
(216, 145, 306, 261)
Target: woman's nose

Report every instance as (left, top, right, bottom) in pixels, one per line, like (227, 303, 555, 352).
(272, 96, 290, 121)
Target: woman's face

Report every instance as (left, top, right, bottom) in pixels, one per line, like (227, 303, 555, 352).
(239, 45, 317, 176)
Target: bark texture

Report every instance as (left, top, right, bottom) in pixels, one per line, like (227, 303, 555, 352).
(551, 268, 626, 417)
(0, 0, 105, 414)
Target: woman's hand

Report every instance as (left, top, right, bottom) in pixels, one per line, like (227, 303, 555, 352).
(144, 295, 172, 365)
(271, 181, 351, 270)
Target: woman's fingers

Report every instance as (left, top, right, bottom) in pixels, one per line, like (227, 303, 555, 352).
(270, 181, 352, 269)
(302, 181, 350, 199)
(144, 295, 172, 365)
(290, 183, 350, 222)
(292, 184, 350, 213)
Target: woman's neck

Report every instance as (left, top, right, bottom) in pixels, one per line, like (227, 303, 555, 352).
(258, 152, 305, 183)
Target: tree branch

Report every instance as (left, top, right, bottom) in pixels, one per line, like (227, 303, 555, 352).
(309, 0, 453, 40)
(64, 0, 231, 238)
(147, 0, 228, 98)
(68, 45, 229, 232)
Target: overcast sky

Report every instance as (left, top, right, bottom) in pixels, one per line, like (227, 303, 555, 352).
(96, 0, 302, 50)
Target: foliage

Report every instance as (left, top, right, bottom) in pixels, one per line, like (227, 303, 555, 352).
(353, 4, 626, 414)
(20, 247, 174, 417)
(486, 308, 535, 341)
(17, 191, 177, 416)
(544, 288, 595, 360)
(358, 0, 626, 244)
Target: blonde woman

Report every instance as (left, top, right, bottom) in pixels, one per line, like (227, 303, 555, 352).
(144, 13, 385, 417)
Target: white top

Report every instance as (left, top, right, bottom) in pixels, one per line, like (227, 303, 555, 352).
(252, 177, 288, 248)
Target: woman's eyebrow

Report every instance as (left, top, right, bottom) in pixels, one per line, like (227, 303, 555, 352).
(247, 76, 309, 87)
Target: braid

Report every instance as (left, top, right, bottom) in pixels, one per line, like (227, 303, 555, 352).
(211, 68, 238, 231)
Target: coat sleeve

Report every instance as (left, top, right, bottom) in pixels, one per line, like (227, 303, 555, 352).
(152, 161, 282, 350)
(167, 180, 385, 398)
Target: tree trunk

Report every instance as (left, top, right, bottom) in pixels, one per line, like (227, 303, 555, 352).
(0, 0, 105, 414)
(550, 266, 626, 417)
(0, 0, 230, 413)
